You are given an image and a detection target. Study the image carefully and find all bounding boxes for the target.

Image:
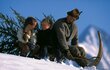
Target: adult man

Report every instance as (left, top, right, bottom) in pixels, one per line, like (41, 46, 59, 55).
(53, 8, 88, 66)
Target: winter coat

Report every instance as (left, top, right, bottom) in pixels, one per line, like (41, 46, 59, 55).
(37, 29, 55, 58)
(17, 28, 38, 56)
(37, 29, 53, 47)
(17, 28, 37, 45)
(53, 17, 78, 50)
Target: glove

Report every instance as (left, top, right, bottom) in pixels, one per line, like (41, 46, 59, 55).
(64, 49, 74, 60)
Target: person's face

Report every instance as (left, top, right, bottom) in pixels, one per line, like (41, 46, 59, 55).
(27, 22, 37, 30)
(67, 15, 76, 23)
(41, 22, 51, 30)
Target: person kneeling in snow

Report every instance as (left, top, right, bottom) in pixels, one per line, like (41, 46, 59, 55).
(52, 8, 89, 67)
(37, 16, 56, 60)
(17, 17, 40, 58)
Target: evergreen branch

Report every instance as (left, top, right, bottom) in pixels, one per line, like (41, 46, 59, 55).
(11, 8, 25, 24)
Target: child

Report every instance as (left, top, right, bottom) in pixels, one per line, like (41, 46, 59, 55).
(17, 17, 39, 57)
(37, 16, 55, 60)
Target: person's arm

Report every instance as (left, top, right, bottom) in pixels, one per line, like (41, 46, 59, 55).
(17, 29, 30, 43)
(71, 32, 78, 47)
(71, 32, 82, 57)
(55, 22, 69, 50)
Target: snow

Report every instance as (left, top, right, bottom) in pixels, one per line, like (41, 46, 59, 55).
(0, 53, 96, 70)
(79, 27, 110, 70)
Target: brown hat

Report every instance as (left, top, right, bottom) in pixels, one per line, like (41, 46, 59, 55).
(67, 8, 82, 20)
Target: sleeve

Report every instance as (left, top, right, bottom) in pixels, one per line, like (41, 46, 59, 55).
(55, 22, 69, 50)
(17, 29, 28, 43)
(71, 31, 78, 47)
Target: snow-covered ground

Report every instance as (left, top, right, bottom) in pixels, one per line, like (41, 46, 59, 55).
(0, 53, 96, 70)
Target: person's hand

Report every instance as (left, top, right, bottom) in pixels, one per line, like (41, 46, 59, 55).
(69, 46, 81, 57)
(23, 33, 30, 42)
(64, 49, 74, 60)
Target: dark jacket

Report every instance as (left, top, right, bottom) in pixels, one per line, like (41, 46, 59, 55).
(53, 18, 78, 51)
(37, 29, 54, 47)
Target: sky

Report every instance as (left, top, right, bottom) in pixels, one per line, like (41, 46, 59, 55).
(0, 0, 110, 35)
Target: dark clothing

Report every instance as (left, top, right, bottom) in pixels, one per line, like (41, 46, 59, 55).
(18, 41, 30, 57)
(37, 29, 54, 47)
(37, 29, 56, 59)
(17, 41, 40, 57)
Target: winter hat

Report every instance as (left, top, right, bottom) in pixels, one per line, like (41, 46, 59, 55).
(67, 8, 82, 20)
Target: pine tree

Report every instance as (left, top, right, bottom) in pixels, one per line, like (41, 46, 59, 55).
(0, 8, 25, 55)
